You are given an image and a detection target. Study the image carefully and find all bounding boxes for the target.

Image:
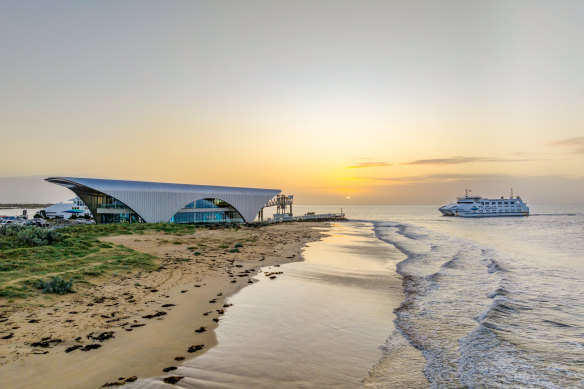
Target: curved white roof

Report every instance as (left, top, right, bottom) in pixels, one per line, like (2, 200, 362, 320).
(46, 177, 281, 223)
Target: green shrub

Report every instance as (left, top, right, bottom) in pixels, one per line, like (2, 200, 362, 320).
(228, 248, 240, 253)
(38, 276, 74, 295)
(0, 224, 25, 237)
(15, 227, 62, 247)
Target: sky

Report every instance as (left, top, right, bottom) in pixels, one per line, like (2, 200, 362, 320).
(1, 0, 583, 205)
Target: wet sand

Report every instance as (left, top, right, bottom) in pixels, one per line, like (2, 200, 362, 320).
(123, 222, 419, 388)
(0, 223, 322, 389)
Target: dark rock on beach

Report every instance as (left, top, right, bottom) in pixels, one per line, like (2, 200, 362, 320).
(88, 331, 115, 342)
(163, 376, 184, 385)
(187, 344, 204, 353)
(31, 337, 62, 348)
(80, 344, 101, 351)
(101, 376, 138, 387)
(142, 311, 167, 319)
(162, 366, 177, 372)
(101, 382, 123, 387)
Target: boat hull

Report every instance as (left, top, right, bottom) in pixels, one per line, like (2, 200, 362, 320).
(439, 207, 456, 216)
(450, 212, 529, 218)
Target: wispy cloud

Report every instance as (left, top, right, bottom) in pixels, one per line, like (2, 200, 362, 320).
(402, 156, 539, 165)
(354, 173, 512, 184)
(347, 162, 392, 169)
(549, 137, 584, 154)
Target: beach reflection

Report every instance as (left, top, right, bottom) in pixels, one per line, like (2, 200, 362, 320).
(126, 222, 407, 388)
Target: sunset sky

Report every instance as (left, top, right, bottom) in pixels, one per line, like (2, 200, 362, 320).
(1, 1, 583, 204)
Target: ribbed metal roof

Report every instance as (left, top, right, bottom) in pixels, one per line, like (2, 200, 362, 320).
(46, 177, 281, 223)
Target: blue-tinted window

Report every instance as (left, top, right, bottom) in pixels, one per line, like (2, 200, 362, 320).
(172, 198, 244, 224)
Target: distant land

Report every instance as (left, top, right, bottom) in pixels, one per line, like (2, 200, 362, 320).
(0, 203, 53, 209)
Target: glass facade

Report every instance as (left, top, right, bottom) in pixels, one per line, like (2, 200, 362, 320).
(100, 213, 142, 224)
(171, 198, 244, 224)
(182, 199, 232, 209)
(100, 197, 130, 209)
(78, 192, 141, 224)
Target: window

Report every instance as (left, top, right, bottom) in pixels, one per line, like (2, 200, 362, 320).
(173, 198, 244, 224)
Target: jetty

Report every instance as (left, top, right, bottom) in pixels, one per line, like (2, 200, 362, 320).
(269, 212, 346, 222)
(259, 194, 345, 222)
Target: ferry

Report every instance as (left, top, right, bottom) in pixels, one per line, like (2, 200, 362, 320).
(439, 189, 529, 217)
(42, 197, 92, 219)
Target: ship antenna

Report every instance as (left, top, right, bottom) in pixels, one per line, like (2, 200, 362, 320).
(510, 187, 514, 199)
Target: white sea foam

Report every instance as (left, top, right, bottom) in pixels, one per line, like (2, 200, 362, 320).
(370, 215, 584, 389)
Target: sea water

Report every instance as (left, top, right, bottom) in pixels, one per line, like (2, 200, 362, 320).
(298, 205, 584, 388)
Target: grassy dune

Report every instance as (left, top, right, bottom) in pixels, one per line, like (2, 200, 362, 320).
(0, 223, 238, 299)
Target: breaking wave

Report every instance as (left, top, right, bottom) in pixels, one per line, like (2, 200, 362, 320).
(371, 221, 584, 389)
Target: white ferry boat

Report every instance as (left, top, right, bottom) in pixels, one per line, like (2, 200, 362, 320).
(42, 197, 92, 219)
(439, 189, 529, 217)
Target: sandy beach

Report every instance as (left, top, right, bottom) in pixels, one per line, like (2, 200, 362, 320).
(0, 223, 322, 389)
(123, 221, 425, 389)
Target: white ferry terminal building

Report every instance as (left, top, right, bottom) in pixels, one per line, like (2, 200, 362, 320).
(46, 177, 281, 224)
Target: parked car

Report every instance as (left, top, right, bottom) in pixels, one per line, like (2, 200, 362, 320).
(30, 218, 49, 227)
(74, 219, 96, 225)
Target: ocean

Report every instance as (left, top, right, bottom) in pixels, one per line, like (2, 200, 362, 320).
(299, 204, 584, 388)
